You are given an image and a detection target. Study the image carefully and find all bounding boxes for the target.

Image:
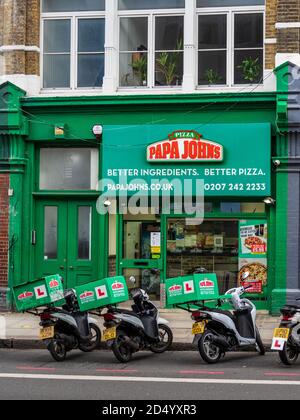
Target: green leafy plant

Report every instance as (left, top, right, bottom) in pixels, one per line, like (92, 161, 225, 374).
(204, 69, 222, 85)
(156, 39, 183, 86)
(130, 55, 147, 86)
(237, 57, 261, 83)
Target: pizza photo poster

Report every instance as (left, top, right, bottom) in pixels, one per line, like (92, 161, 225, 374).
(238, 220, 268, 294)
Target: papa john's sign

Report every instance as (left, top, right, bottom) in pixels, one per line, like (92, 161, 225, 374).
(147, 130, 224, 163)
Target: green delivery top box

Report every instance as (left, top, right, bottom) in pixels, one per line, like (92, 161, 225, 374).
(75, 276, 129, 312)
(13, 274, 65, 312)
(166, 273, 220, 307)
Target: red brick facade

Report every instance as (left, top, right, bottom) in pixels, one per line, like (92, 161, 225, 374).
(0, 174, 9, 289)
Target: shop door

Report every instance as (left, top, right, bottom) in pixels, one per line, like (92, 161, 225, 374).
(120, 216, 162, 300)
(35, 200, 100, 289)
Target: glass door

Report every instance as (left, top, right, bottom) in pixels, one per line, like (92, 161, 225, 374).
(119, 214, 163, 300)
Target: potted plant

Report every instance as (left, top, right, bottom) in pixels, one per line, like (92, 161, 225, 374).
(130, 54, 147, 86)
(156, 39, 183, 86)
(204, 69, 222, 86)
(237, 57, 261, 83)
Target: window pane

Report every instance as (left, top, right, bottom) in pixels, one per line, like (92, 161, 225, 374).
(123, 269, 161, 299)
(234, 49, 263, 84)
(235, 14, 264, 49)
(119, 0, 184, 10)
(120, 52, 148, 87)
(44, 20, 70, 53)
(155, 52, 183, 86)
(198, 51, 227, 85)
(43, 0, 105, 12)
(78, 19, 105, 53)
(78, 207, 91, 260)
(123, 221, 161, 260)
(198, 15, 226, 49)
(77, 54, 104, 87)
(44, 207, 58, 260)
(43, 54, 70, 88)
(155, 16, 184, 51)
(120, 17, 148, 52)
(197, 0, 264, 6)
(40, 148, 98, 190)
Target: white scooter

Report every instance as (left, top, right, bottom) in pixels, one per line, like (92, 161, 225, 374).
(192, 272, 265, 364)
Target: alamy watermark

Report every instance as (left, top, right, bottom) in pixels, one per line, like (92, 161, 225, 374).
(96, 175, 205, 225)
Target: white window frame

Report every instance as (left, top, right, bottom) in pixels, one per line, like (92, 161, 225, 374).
(196, 5, 265, 89)
(118, 8, 185, 91)
(41, 8, 106, 92)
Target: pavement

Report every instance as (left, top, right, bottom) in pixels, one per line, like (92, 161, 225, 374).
(0, 349, 300, 400)
(0, 309, 280, 349)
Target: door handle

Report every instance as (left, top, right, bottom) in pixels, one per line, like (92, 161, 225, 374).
(59, 266, 64, 270)
(69, 266, 74, 270)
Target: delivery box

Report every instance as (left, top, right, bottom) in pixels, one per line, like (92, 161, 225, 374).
(75, 276, 129, 312)
(166, 273, 221, 307)
(13, 274, 64, 312)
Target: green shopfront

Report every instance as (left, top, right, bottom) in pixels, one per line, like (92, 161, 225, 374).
(1, 81, 288, 313)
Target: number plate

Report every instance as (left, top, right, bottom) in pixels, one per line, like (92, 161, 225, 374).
(271, 328, 290, 351)
(39, 326, 54, 340)
(192, 321, 206, 335)
(273, 328, 290, 340)
(103, 327, 117, 342)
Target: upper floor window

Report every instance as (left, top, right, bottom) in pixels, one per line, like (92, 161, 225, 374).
(42, 1, 105, 90)
(42, 0, 105, 12)
(119, 0, 185, 10)
(119, 14, 184, 88)
(198, 12, 264, 87)
(197, 0, 264, 6)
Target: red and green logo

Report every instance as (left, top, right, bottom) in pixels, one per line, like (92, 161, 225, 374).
(80, 291, 94, 301)
(18, 291, 34, 301)
(49, 279, 59, 289)
(147, 130, 223, 163)
(199, 280, 215, 288)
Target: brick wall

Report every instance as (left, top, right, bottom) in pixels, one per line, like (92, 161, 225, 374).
(0, 0, 40, 76)
(0, 174, 9, 289)
(265, 0, 278, 69)
(277, 0, 300, 54)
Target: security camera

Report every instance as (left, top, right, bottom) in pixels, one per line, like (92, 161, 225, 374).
(92, 125, 103, 139)
(273, 160, 281, 167)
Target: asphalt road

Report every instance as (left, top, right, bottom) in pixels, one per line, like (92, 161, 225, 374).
(1, 349, 300, 400)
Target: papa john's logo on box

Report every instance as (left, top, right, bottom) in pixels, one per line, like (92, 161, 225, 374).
(111, 281, 125, 297)
(147, 130, 224, 163)
(168, 284, 183, 297)
(80, 291, 95, 303)
(18, 291, 34, 301)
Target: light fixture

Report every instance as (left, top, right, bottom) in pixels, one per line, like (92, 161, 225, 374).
(92, 125, 103, 139)
(263, 197, 276, 206)
(104, 199, 112, 208)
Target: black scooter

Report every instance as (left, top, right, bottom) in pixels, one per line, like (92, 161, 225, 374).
(102, 276, 173, 363)
(38, 289, 101, 362)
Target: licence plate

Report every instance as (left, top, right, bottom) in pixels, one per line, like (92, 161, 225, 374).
(271, 328, 290, 351)
(192, 322, 206, 335)
(39, 326, 54, 340)
(103, 327, 117, 342)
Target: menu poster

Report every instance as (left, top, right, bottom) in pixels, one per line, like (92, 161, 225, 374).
(239, 220, 268, 294)
(239, 220, 267, 257)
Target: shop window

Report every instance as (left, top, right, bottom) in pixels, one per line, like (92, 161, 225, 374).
(42, 16, 105, 90)
(39, 148, 99, 191)
(167, 219, 239, 294)
(43, 0, 105, 12)
(123, 220, 161, 260)
(198, 15, 227, 86)
(119, 14, 184, 88)
(119, 0, 185, 10)
(220, 203, 241, 213)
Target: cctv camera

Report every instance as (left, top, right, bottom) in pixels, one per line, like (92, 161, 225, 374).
(273, 160, 281, 167)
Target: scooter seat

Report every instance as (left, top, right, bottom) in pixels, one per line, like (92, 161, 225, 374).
(210, 308, 236, 321)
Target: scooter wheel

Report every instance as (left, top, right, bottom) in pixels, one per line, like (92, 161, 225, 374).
(79, 323, 102, 352)
(255, 327, 265, 356)
(279, 341, 299, 366)
(150, 324, 173, 353)
(112, 329, 133, 363)
(47, 337, 67, 362)
(198, 331, 222, 364)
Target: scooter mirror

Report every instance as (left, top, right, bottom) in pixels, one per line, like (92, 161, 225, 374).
(129, 276, 136, 285)
(242, 271, 250, 280)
